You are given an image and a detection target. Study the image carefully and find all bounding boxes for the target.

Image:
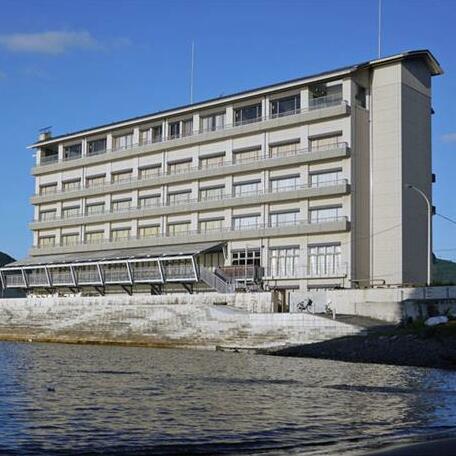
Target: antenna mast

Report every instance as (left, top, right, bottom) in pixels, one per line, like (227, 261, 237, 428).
(377, 0, 382, 58)
(190, 41, 195, 104)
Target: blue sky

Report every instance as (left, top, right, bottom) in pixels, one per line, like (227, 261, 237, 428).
(0, 0, 455, 261)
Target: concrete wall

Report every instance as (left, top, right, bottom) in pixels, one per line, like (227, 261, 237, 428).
(0, 297, 362, 349)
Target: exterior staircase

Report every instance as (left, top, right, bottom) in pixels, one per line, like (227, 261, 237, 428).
(198, 266, 235, 294)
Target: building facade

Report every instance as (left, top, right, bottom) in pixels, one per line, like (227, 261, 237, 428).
(0, 50, 442, 300)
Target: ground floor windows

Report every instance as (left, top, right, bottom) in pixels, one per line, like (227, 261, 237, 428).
(269, 247, 299, 278)
(308, 244, 341, 277)
(232, 249, 261, 267)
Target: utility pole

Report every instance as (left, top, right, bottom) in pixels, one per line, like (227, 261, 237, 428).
(378, 0, 382, 58)
(190, 41, 195, 104)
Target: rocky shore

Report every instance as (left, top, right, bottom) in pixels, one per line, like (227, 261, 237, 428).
(266, 321, 456, 370)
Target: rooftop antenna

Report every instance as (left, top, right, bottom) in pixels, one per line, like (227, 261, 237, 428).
(377, 0, 382, 58)
(190, 41, 195, 104)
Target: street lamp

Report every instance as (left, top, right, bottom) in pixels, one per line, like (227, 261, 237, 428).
(405, 184, 432, 286)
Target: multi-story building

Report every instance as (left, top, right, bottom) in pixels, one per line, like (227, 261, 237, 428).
(0, 50, 442, 303)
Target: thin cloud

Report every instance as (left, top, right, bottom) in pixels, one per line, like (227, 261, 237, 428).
(441, 133, 456, 143)
(0, 31, 129, 55)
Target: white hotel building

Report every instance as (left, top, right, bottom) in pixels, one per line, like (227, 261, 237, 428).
(0, 50, 442, 304)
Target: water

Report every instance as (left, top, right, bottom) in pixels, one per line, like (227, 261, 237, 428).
(1, 342, 456, 455)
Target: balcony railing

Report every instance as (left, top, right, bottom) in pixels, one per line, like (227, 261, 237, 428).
(265, 262, 348, 279)
(32, 179, 348, 224)
(40, 155, 59, 165)
(32, 216, 348, 250)
(36, 98, 348, 168)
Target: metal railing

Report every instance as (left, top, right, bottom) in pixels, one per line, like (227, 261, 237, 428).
(36, 98, 348, 168)
(32, 179, 348, 223)
(199, 266, 235, 293)
(264, 262, 348, 279)
(40, 155, 59, 165)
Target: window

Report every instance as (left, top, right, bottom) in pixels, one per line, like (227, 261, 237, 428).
(61, 233, 79, 246)
(113, 133, 133, 150)
(139, 165, 161, 179)
(112, 199, 132, 212)
(38, 236, 55, 247)
(199, 185, 224, 201)
(308, 244, 341, 277)
(86, 175, 106, 188)
(233, 147, 261, 164)
(62, 179, 81, 192)
(355, 84, 367, 108)
(111, 228, 130, 241)
(40, 151, 58, 165)
(199, 153, 225, 169)
(168, 222, 190, 236)
(270, 210, 299, 227)
(139, 195, 161, 208)
(270, 95, 300, 117)
(39, 183, 57, 195)
(182, 119, 193, 137)
(139, 225, 160, 238)
(169, 121, 180, 139)
(269, 141, 299, 158)
(269, 247, 299, 277)
(86, 203, 105, 216)
(139, 129, 151, 145)
(232, 249, 261, 266)
(39, 209, 57, 221)
(87, 138, 107, 156)
(309, 169, 342, 187)
(233, 180, 261, 197)
(232, 214, 260, 230)
(309, 134, 341, 151)
(168, 190, 191, 205)
(63, 143, 82, 161)
(234, 103, 262, 125)
(168, 160, 192, 174)
(199, 218, 223, 233)
(85, 231, 104, 243)
(200, 112, 226, 132)
(309, 83, 343, 109)
(111, 170, 132, 184)
(270, 175, 299, 192)
(62, 206, 80, 219)
(309, 206, 342, 223)
(152, 125, 163, 143)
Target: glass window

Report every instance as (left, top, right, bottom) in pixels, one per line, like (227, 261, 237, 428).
(168, 222, 190, 236)
(111, 170, 132, 184)
(62, 206, 80, 219)
(199, 154, 225, 169)
(169, 122, 180, 139)
(139, 225, 160, 238)
(270, 175, 299, 192)
(233, 147, 261, 164)
(309, 206, 342, 223)
(139, 195, 161, 208)
(152, 125, 163, 143)
(139, 129, 151, 145)
(355, 84, 367, 108)
(182, 119, 193, 137)
(309, 83, 343, 109)
(199, 218, 223, 233)
(63, 143, 82, 161)
(87, 138, 107, 156)
(61, 233, 79, 246)
(86, 231, 104, 243)
(168, 160, 192, 174)
(309, 170, 342, 187)
(38, 236, 55, 247)
(39, 183, 57, 195)
(139, 165, 161, 179)
(270, 95, 300, 117)
(233, 181, 261, 197)
(112, 199, 132, 212)
(232, 215, 260, 230)
(270, 210, 299, 227)
(269, 141, 299, 158)
(232, 249, 261, 266)
(86, 175, 106, 188)
(269, 247, 299, 277)
(168, 191, 191, 205)
(62, 179, 81, 192)
(308, 244, 341, 276)
(199, 186, 224, 201)
(200, 112, 226, 132)
(39, 210, 57, 221)
(309, 134, 341, 151)
(111, 228, 130, 241)
(234, 104, 262, 125)
(113, 133, 133, 150)
(86, 203, 105, 216)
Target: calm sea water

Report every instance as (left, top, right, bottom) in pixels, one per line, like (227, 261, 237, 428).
(1, 342, 456, 456)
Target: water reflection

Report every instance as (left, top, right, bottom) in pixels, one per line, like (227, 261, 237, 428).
(0, 341, 455, 455)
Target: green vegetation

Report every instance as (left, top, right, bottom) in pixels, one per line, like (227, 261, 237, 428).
(433, 256, 456, 285)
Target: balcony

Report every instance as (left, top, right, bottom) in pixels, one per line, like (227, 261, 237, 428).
(29, 216, 349, 256)
(30, 179, 350, 228)
(31, 142, 350, 204)
(264, 262, 348, 280)
(32, 97, 350, 175)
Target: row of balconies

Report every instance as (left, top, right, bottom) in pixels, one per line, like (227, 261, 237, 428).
(33, 142, 350, 202)
(34, 96, 349, 174)
(31, 179, 349, 228)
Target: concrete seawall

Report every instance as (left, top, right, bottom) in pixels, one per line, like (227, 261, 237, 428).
(0, 296, 363, 349)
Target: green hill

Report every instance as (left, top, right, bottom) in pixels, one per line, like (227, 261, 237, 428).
(433, 256, 456, 285)
(0, 251, 14, 267)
